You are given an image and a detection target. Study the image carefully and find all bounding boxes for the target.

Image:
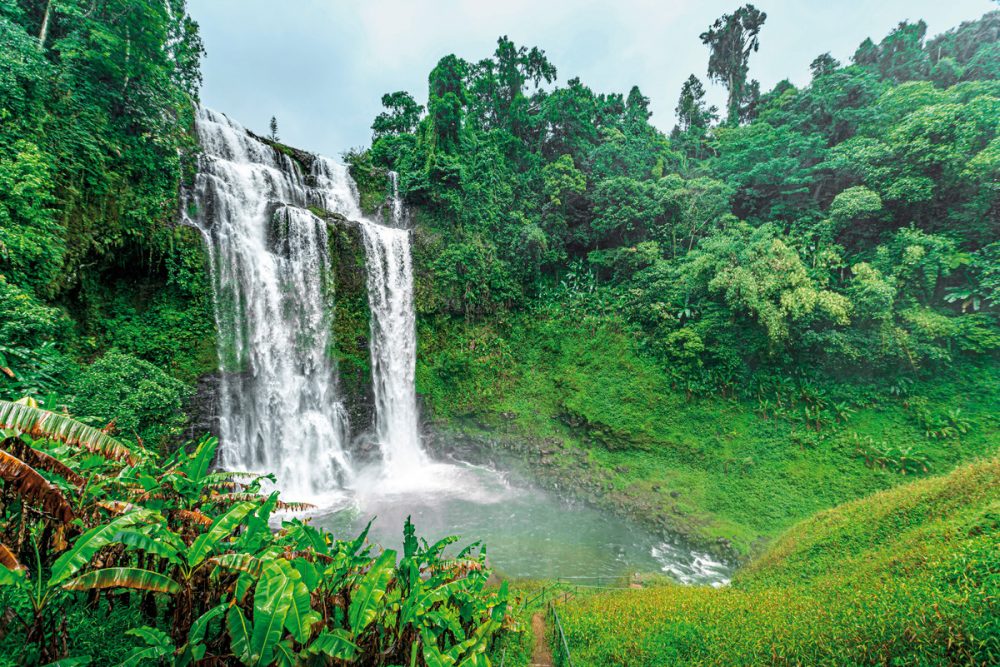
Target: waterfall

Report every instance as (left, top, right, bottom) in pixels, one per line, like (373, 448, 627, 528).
(386, 170, 404, 226)
(188, 107, 428, 498)
(358, 172, 428, 475)
(187, 107, 359, 501)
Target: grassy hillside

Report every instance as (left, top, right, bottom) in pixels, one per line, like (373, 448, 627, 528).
(556, 457, 1000, 665)
(416, 303, 999, 558)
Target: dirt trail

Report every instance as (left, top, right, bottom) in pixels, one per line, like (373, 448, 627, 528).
(530, 611, 554, 666)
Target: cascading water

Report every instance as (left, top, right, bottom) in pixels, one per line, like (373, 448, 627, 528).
(357, 172, 428, 476)
(187, 107, 358, 501)
(186, 108, 730, 584)
(386, 171, 405, 227)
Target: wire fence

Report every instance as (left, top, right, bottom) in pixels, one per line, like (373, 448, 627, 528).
(550, 602, 574, 667)
(498, 576, 645, 666)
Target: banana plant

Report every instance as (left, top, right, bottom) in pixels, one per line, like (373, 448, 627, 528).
(0, 510, 160, 662)
(41, 499, 268, 647)
(0, 446, 76, 525)
(0, 395, 513, 664)
(115, 604, 228, 667)
(227, 558, 323, 666)
(421, 582, 509, 667)
(154, 500, 262, 641)
(0, 399, 143, 465)
(0, 399, 144, 535)
(110, 436, 291, 528)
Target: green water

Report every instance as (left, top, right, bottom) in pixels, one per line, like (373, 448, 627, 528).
(311, 460, 731, 585)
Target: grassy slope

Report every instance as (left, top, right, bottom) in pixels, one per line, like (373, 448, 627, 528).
(555, 457, 1000, 665)
(417, 306, 1000, 558)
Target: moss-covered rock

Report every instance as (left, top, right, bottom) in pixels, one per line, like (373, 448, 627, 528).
(345, 150, 390, 216)
(324, 215, 374, 438)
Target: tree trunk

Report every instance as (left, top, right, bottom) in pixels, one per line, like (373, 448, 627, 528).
(728, 72, 738, 126)
(38, 0, 52, 50)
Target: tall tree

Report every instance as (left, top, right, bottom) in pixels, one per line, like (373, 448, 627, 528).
(427, 54, 468, 154)
(466, 36, 556, 137)
(268, 116, 279, 141)
(671, 75, 717, 159)
(810, 53, 841, 80)
(853, 21, 931, 82)
(371, 91, 423, 140)
(674, 75, 715, 131)
(625, 85, 652, 124)
(699, 4, 767, 126)
(877, 21, 931, 82)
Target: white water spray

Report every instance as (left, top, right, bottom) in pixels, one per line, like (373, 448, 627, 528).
(188, 108, 361, 501)
(357, 172, 428, 476)
(189, 109, 429, 497)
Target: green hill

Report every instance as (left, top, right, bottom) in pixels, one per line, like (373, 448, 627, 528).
(558, 457, 1000, 665)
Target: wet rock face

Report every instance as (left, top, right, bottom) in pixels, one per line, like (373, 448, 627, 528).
(264, 202, 292, 255)
(183, 371, 222, 442)
(341, 364, 375, 440)
(324, 214, 376, 441)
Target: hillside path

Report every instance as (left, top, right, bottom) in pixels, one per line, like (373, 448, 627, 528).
(531, 612, 554, 666)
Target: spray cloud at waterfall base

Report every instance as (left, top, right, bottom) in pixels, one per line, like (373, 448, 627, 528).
(188, 108, 730, 583)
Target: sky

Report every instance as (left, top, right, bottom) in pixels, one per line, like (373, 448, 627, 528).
(188, 0, 996, 157)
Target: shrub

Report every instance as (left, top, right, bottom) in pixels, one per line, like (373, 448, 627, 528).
(70, 351, 191, 450)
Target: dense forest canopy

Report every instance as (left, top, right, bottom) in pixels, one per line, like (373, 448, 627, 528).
(357, 9, 999, 391)
(1, 0, 213, 439)
(2, 2, 997, 418)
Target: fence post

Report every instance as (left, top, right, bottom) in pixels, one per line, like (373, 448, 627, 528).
(550, 602, 574, 667)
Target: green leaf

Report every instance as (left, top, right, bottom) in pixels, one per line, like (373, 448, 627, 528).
(181, 435, 218, 481)
(187, 501, 256, 568)
(115, 529, 181, 564)
(114, 626, 174, 667)
(283, 563, 320, 644)
(348, 519, 373, 557)
(348, 549, 397, 634)
(62, 567, 181, 594)
(0, 564, 27, 588)
(126, 626, 173, 648)
(424, 535, 460, 559)
(291, 558, 320, 590)
(49, 510, 154, 587)
(448, 618, 499, 665)
(207, 553, 262, 577)
(403, 515, 418, 558)
(426, 607, 466, 643)
(235, 571, 255, 602)
(114, 646, 169, 667)
(272, 639, 296, 667)
(227, 605, 254, 665)
(305, 629, 358, 661)
(422, 628, 456, 667)
(40, 658, 92, 667)
(177, 603, 226, 666)
(251, 559, 313, 663)
(283, 520, 329, 555)
(0, 400, 140, 463)
(402, 579, 465, 627)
